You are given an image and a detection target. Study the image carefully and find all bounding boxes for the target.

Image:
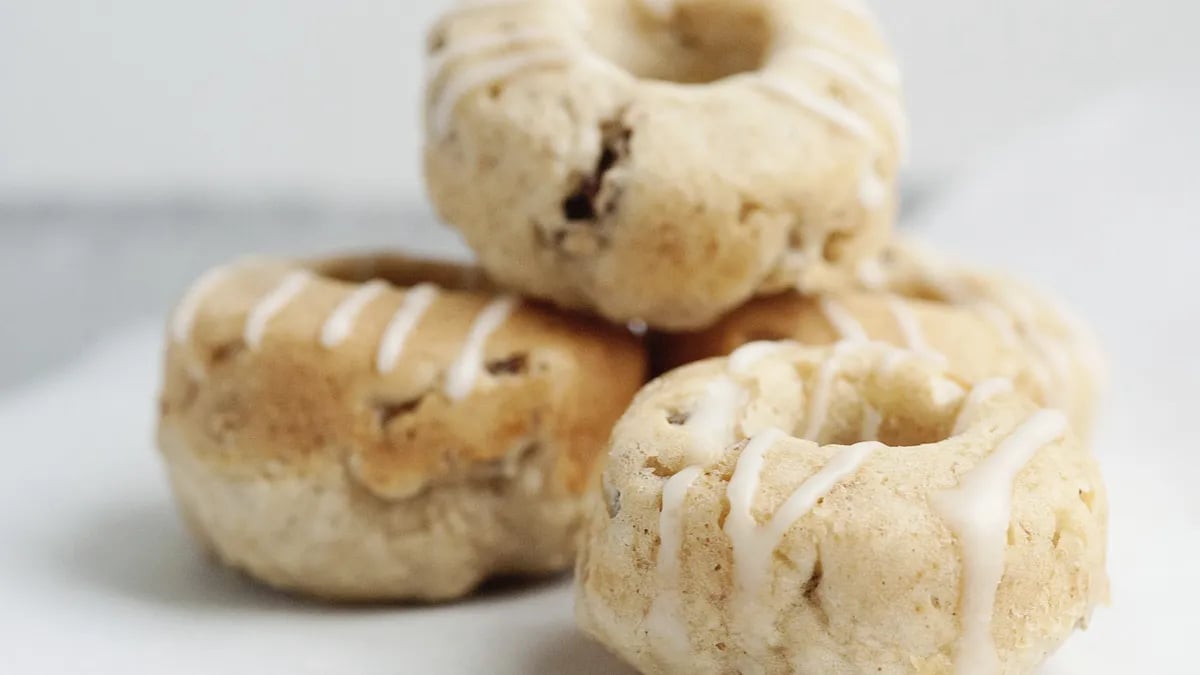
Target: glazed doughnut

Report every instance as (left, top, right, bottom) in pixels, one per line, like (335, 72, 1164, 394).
(157, 254, 646, 601)
(575, 341, 1108, 674)
(655, 239, 1105, 434)
(424, 0, 906, 329)
(858, 240, 1106, 433)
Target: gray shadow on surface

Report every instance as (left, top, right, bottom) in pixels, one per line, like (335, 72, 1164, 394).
(898, 174, 942, 226)
(521, 626, 639, 675)
(55, 499, 307, 613)
(464, 570, 576, 604)
(57, 498, 578, 614)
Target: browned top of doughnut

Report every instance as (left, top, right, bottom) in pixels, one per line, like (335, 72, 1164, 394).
(653, 289, 1046, 398)
(422, 0, 907, 329)
(159, 253, 648, 500)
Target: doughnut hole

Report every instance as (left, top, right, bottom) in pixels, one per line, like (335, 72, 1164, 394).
(793, 357, 963, 448)
(582, 0, 772, 84)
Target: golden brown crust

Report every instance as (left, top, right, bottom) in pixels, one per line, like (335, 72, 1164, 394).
(575, 341, 1108, 674)
(157, 253, 647, 600)
(423, 0, 905, 329)
(654, 241, 1106, 434)
(653, 290, 1047, 401)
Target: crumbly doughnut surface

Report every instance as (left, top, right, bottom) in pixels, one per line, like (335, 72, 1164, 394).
(654, 240, 1106, 433)
(424, 0, 906, 329)
(575, 341, 1108, 674)
(158, 254, 647, 601)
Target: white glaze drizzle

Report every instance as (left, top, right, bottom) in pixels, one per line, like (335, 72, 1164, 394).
(444, 295, 519, 400)
(171, 265, 232, 343)
(879, 342, 919, 374)
(867, 242, 1093, 417)
(885, 294, 947, 365)
(753, 74, 887, 210)
(243, 271, 312, 351)
(725, 427, 881, 671)
(930, 377, 968, 407)
(645, 465, 705, 656)
(790, 46, 908, 156)
(933, 409, 1068, 675)
(860, 404, 882, 441)
(754, 73, 875, 140)
(856, 257, 888, 290)
(795, 26, 902, 87)
(426, 28, 558, 83)
(430, 47, 575, 138)
(648, 341, 791, 658)
(682, 341, 790, 465)
(818, 297, 869, 341)
(375, 283, 440, 374)
(320, 280, 388, 349)
(802, 342, 856, 441)
(952, 378, 1013, 435)
(973, 301, 1021, 346)
(727, 432, 880, 595)
(681, 377, 745, 466)
(988, 288, 1072, 408)
(723, 428, 789, 594)
(728, 340, 790, 375)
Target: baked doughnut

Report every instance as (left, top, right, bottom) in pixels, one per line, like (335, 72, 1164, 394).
(655, 240, 1105, 433)
(858, 240, 1106, 433)
(575, 341, 1108, 674)
(424, 0, 906, 329)
(157, 254, 646, 601)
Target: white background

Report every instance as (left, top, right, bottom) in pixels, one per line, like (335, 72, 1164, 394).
(2, 0, 1199, 198)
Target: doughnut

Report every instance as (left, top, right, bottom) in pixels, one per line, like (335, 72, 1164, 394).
(157, 253, 647, 601)
(423, 0, 906, 329)
(655, 239, 1105, 434)
(575, 341, 1108, 674)
(858, 240, 1106, 433)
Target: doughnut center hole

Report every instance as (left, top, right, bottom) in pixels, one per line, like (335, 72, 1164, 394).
(806, 368, 961, 448)
(314, 254, 495, 292)
(584, 0, 771, 84)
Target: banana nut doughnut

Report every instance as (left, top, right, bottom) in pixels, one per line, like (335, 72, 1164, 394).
(655, 240, 1105, 434)
(857, 240, 1106, 433)
(157, 253, 646, 601)
(575, 341, 1108, 674)
(424, 0, 907, 330)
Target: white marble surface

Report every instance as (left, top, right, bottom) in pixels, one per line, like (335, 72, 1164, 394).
(0, 83, 1198, 673)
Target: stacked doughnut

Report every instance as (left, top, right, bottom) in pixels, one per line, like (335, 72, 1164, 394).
(157, 0, 1108, 672)
(159, 255, 646, 600)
